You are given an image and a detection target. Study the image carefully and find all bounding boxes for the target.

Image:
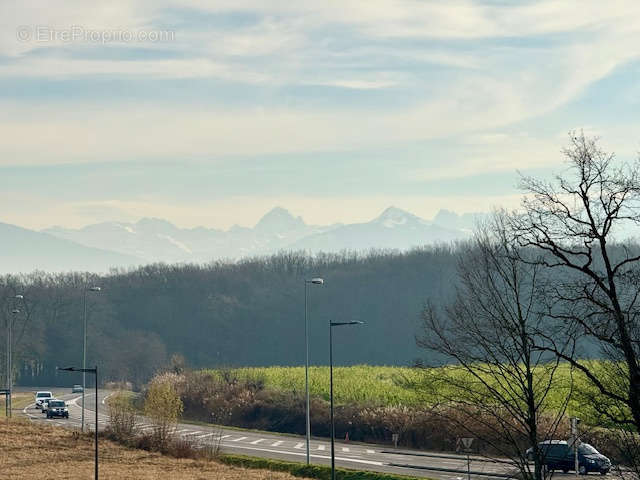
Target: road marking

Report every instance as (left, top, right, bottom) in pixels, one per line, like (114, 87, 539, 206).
(230, 436, 247, 442)
(294, 442, 304, 449)
(366, 449, 375, 454)
(218, 444, 383, 467)
(195, 433, 215, 439)
(317, 445, 326, 451)
(175, 429, 190, 434)
(250, 439, 265, 444)
(271, 441, 283, 446)
(342, 447, 350, 452)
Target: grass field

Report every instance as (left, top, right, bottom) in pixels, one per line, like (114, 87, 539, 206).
(201, 363, 615, 423)
(0, 419, 309, 480)
(203, 365, 427, 406)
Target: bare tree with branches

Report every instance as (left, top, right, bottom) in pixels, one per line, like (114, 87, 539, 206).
(418, 213, 572, 480)
(510, 133, 640, 434)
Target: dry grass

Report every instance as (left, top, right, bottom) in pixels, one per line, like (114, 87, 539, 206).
(0, 393, 32, 418)
(0, 419, 309, 479)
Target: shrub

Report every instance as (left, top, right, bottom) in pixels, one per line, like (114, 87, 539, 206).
(106, 391, 137, 442)
(144, 376, 184, 450)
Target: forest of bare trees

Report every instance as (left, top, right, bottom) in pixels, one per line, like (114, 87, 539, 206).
(0, 247, 460, 387)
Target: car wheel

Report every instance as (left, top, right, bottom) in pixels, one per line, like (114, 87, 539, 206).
(579, 465, 587, 475)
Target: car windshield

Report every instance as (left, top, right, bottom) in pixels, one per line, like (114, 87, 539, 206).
(579, 444, 599, 455)
(37, 393, 52, 398)
(49, 401, 65, 407)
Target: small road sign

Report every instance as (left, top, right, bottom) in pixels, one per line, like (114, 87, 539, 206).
(456, 437, 475, 452)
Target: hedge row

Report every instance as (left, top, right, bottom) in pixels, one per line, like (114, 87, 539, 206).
(218, 454, 427, 480)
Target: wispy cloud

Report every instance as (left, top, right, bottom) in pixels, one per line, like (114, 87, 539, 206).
(0, 1, 638, 228)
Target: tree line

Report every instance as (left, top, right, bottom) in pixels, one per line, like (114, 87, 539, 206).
(0, 245, 461, 388)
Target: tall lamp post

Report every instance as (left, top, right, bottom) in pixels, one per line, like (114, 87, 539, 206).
(59, 366, 99, 480)
(6, 294, 24, 418)
(82, 286, 101, 432)
(330, 320, 364, 480)
(304, 277, 323, 464)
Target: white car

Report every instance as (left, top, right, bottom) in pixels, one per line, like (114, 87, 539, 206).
(34, 391, 53, 409)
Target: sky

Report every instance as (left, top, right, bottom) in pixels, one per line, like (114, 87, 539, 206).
(0, 1, 639, 230)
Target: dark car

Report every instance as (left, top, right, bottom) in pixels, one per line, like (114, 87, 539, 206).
(527, 440, 611, 475)
(45, 399, 69, 419)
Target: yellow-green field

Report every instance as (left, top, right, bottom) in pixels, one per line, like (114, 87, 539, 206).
(201, 362, 621, 424)
(204, 365, 427, 405)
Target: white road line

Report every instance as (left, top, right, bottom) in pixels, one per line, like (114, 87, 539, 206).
(250, 439, 264, 444)
(294, 442, 304, 449)
(175, 429, 190, 434)
(219, 443, 383, 467)
(317, 445, 326, 451)
(195, 433, 215, 439)
(230, 436, 247, 442)
(342, 447, 350, 452)
(271, 441, 283, 446)
(366, 449, 375, 454)
(220, 435, 231, 439)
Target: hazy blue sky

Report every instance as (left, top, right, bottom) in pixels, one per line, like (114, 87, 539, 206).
(1, 1, 639, 229)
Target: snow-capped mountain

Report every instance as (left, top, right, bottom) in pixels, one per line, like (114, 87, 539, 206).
(289, 207, 467, 253)
(431, 209, 486, 233)
(42, 207, 474, 265)
(43, 207, 336, 263)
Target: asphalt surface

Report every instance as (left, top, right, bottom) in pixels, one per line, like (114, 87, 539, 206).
(16, 387, 613, 480)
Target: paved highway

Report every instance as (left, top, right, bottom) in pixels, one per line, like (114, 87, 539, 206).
(16, 388, 602, 480)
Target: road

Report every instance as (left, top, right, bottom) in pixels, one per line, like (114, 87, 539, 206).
(16, 388, 604, 480)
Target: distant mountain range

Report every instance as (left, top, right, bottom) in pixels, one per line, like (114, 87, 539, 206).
(0, 207, 485, 273)
(0, 222, 140, 274)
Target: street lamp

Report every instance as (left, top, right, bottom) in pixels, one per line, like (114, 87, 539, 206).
(82, 286, 101, 432)
(329, 320, 363, 480)
(58, 366, 99, 480)
(304, 277, 323, 464)
(5, 294, 24, 418)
